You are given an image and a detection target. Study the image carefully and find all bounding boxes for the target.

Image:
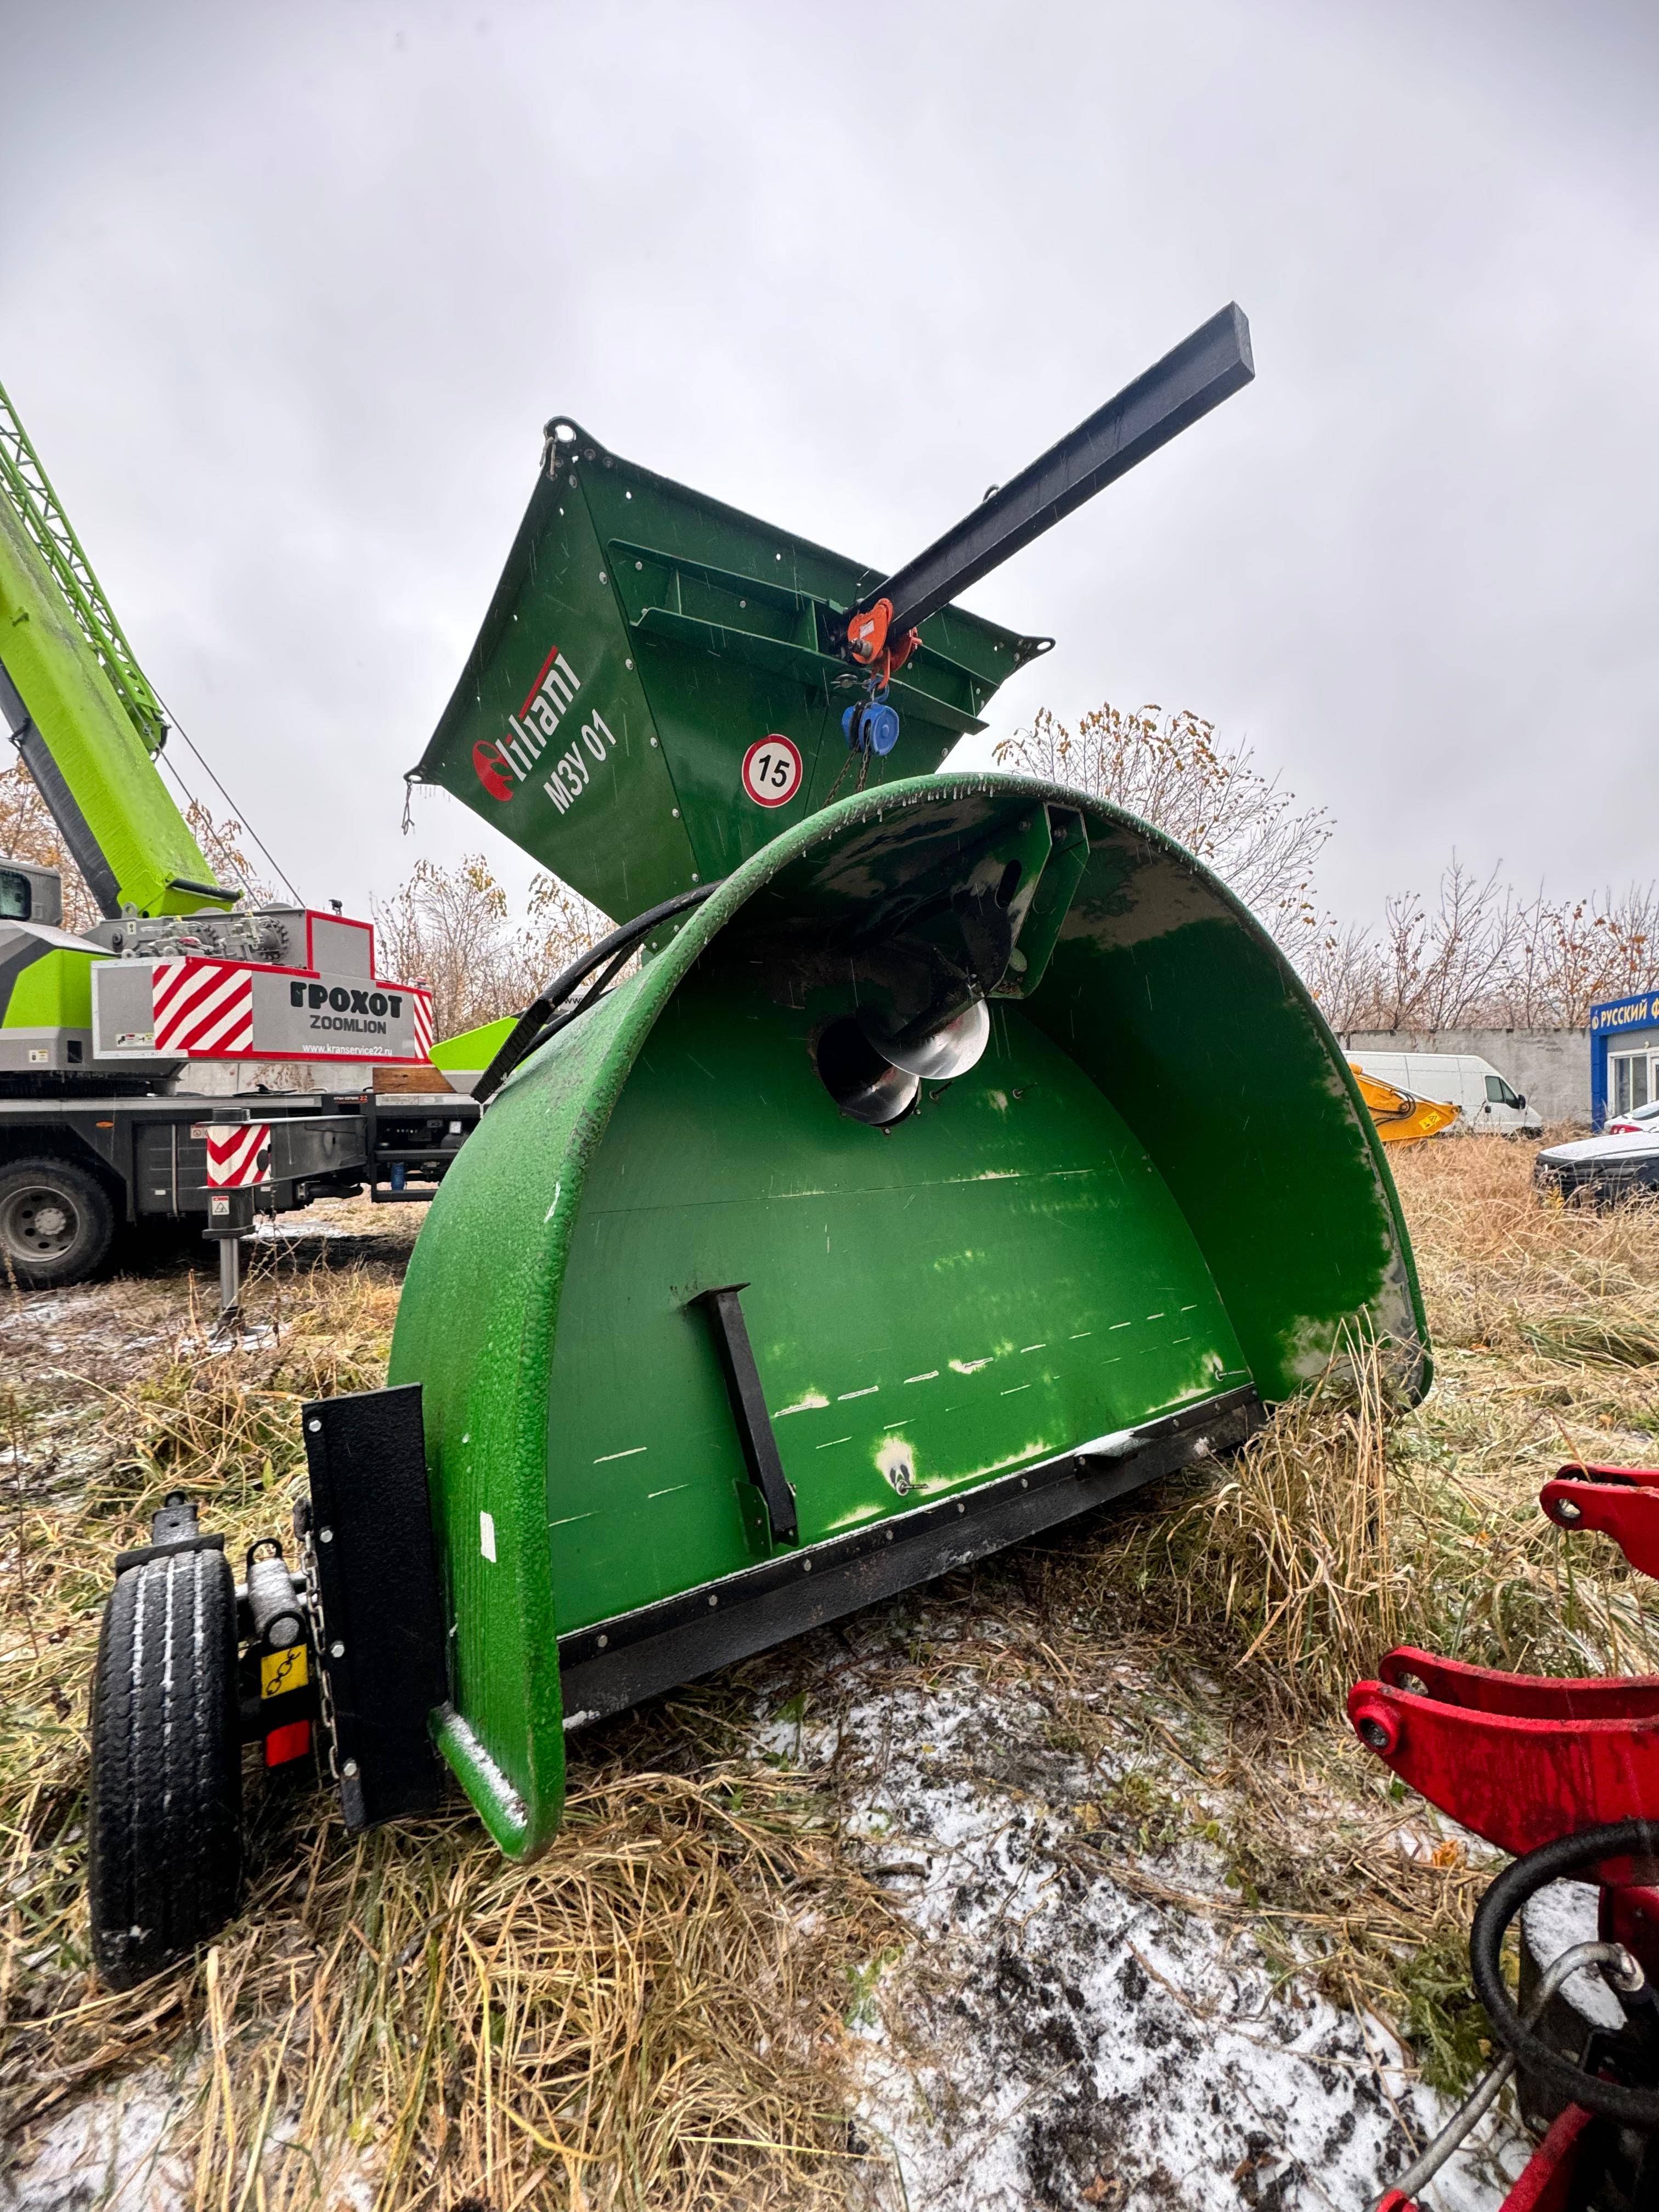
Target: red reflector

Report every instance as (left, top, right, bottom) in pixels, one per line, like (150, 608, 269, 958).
(264, 1721, 312, 1767)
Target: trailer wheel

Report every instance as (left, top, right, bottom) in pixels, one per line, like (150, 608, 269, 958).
(0, 1156, 115, 1289)
(88, 1545, 243, 1988)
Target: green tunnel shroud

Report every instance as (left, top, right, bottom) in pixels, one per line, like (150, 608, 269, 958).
(388, 773, 1428, 1858)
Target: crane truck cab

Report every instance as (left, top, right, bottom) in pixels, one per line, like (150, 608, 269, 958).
(1, 854, 61, 923)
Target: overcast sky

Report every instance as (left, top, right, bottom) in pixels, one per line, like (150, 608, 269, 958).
(4, 1, 1655, 930)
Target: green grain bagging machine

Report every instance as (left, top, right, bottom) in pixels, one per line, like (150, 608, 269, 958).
(86, 306, 1430, 1983)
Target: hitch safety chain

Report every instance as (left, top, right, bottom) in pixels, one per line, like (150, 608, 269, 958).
(292, 1486, 346, 1795)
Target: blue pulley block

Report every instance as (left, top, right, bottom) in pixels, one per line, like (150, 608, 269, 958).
(842, 698, 902, 755)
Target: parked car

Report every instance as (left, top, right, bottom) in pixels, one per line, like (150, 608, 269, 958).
(1607, 1098, 1659, 1137)
(1348, 1052, 1542, 1136)
(1535, 1128, 1659, 1203)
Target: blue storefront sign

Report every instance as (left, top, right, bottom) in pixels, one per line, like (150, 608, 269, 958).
(1590, 989, 1659, 1128)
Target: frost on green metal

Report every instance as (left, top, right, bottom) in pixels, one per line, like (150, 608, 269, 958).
(389, 774, 1428, 1859)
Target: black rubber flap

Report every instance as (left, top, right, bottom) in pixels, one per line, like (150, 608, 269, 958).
(301, 1384, 446, 1826)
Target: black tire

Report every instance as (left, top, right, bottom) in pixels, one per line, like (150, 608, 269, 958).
(88, 1547, 243, 1988)
(0, 1156, 116, 1289)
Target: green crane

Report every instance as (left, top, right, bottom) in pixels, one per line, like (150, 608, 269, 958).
(0, 376, 235, 919)
(0, 376, 457, 1297)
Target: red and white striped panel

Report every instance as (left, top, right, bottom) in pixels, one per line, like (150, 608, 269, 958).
(411, 989, 435, 1061)
(204, 1123, 270, 1189)
(153, 959, 256, 1056)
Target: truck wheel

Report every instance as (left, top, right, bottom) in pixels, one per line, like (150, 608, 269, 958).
(0, 1157, 116, 1289)
(88, 1545, 243, 1988)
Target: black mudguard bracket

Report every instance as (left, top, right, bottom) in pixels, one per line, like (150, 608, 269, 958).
(300, 1384, 448, 1828)
(695, 1285, 799, 1545)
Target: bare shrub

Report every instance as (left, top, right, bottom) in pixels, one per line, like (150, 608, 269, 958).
(995, 701, 1333, 953)
(372, 855, 608, 1035)
(1, 755, 279, 924)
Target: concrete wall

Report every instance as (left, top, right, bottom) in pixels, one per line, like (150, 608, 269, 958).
(1340, 1028, 1591, 1127)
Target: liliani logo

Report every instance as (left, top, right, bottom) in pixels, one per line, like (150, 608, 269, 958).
(473, 646, 584, 799)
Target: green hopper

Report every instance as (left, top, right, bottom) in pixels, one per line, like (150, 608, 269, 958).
(85, 306, 1428, 1983)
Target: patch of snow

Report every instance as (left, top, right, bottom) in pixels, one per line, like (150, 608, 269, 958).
(1, 2068, 192, 2211)
(251, 1221, 358, 1242)
(199, 1319, 279, 1355)
(763, 1662, 1528, 2212)
(2, 2078, 381, 2212)
(1522, 1881, 1623, 2030)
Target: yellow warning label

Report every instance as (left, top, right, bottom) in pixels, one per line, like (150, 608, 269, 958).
(260, 1644, 309, 1697)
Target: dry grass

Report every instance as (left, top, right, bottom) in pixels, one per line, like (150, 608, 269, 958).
(9, 1754, 891, 2209)
(6, 1143, 1659, 2192)
(1, 1237, 896, 2209)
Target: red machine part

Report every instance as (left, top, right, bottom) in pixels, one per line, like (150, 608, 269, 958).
(1347, 1645, 1659, 1871)
(1349, 1462, 1659, 1878)
(844, 596, 921, 686)
(1541, 1463, 1659, 1582)
(1378, 2103, 1595, 2212)
(1352, 1463, 1659, 2209)
(846, 597, 892, 666)
(264, 1720, 312, 1767)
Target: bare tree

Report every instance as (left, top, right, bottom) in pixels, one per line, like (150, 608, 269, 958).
(1, 756, 278, 924)
(1526, 885, 1659, 1026)
(995, 702, 1332, 953)
(1, 757, 99, 927)
(1310, 860, 1659, 1033)
(1296, 920, 1380, 1035)
(373, 855, 608, 1037)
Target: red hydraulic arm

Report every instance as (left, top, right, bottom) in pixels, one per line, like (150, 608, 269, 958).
(1352, 1461, 1659, 2212)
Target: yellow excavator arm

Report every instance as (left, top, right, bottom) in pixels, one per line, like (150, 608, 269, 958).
(1349, 1062, 1459, 1144)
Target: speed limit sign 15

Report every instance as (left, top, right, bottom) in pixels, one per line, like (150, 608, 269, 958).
(741, 735, 803, 808)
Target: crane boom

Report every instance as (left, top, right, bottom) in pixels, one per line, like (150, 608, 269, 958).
(0, 382, 169, 752)
(0, 380, 233, 916)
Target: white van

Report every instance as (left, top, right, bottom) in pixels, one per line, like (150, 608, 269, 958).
(1349, 1052, 1542, 1136)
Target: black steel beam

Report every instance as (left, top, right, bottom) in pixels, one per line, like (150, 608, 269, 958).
(695, 1285, 799, 1544)
(854, 302, 1254, 638)
(557, 1385, 1261, 1727)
